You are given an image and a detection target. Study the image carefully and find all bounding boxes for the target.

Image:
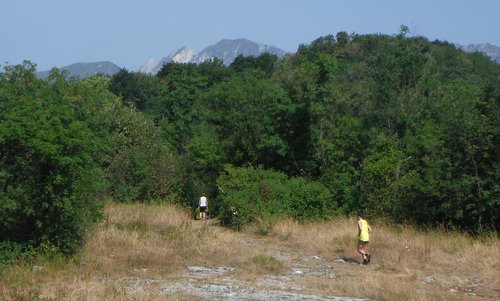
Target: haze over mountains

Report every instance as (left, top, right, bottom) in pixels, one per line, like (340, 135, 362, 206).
(35, 38, 500, 79)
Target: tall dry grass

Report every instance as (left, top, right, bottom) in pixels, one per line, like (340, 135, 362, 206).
(1, 202, 498, 301)
(270, 218, 500, 300)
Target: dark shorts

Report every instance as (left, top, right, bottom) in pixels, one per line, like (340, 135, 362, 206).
(358, 240, 369, 245)
(200, 206, 207, 212)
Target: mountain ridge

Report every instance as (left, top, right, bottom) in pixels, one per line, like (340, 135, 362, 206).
(140, 38, 287, 74)
(36, 61, 121, 79)
(35, 39, 500, 79)
(456, 43, 500, 63)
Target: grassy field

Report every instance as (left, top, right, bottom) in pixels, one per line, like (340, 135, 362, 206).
(1, 202, 498, 300)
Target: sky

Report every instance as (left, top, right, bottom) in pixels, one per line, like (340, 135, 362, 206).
(1, 0, 499, 71)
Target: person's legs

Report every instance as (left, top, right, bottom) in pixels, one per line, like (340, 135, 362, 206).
(357, 241, 367, 263)
(200, 207, 206, 220)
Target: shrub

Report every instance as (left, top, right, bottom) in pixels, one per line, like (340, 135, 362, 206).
(0, 63, 104, 254)
(216, 165, 335, 229)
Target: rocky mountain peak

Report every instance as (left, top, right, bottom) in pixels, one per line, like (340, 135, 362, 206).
(139, 38, 286, 74)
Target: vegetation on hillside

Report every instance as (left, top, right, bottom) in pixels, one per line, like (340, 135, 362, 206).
(1, 27, 499, 260)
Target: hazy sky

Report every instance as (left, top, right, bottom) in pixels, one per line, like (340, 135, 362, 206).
(2, 0, 499, 71)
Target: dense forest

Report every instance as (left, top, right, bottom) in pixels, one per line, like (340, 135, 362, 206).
(1, 28, 499, 259)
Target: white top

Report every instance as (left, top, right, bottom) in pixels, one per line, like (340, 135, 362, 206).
(199, 196, 207, 207)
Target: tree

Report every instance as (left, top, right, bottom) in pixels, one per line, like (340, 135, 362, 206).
(230, 53, 279, 77)
(201, 71, 292, 170)
(109, 68, 166, 117)
(0, 63, 104, 254)
(156, 62, 207, 153)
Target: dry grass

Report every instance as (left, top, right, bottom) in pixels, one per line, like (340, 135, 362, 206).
(1, 202, 499, 301)
(270, 218, 500, 300)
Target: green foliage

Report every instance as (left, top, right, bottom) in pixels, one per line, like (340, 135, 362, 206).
(109, 68, 165, 114)
(0, 62, 104, 254)
(105, 106, 184, 202)
(273, 31, 499, 231)
(230, 53, 279, 76)
(185, 123, 225, 203)
(0, 241, 35, 267)
(1, 28, 499, 258)
(216, 165, 334, 229)
(79, 73, 185, 203)
(360, 134, 408, 218)
(201, 71, 293, 169)
(198, 58, 233, 87)
(156, 62, 207, 153)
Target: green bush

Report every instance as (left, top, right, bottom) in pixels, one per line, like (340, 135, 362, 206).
(0, 63, 104, 254)
(81, 74, 185, 203)
(104, 105, 185, 202)
(216, 165, 335, 229)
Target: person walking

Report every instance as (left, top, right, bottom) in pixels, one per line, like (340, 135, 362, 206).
(356, 211, 372, 265)
(198, 192, 209, 220)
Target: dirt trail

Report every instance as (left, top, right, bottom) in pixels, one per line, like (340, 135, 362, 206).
(119, 223, 496, 301)
(123, 226, 372, 300)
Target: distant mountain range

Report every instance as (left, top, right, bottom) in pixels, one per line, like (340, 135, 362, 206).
(36, 39, 286, 78)
(37, 61, 121, 79)
(35, 39, 499, 79)
(139, 38, 286, 74)
(456, 43, 500, 63)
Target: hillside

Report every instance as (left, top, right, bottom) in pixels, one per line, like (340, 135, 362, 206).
(36, 61, 120, 79)
(1, 203, 497, 300)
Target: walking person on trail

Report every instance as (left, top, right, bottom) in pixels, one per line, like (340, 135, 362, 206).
(356, 211, 372, 265)
(198, 192, 209, 220)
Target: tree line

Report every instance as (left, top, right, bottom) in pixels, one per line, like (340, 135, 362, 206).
(1, 28, 499, 259)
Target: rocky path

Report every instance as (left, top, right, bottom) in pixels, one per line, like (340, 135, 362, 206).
(124, 234, 371, 300)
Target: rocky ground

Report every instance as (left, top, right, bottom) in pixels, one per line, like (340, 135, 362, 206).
(117, 233, 492, 301)
(125, 253, 370, 300)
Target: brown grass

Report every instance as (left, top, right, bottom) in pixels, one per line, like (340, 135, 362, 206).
(1, 202, 498, 301)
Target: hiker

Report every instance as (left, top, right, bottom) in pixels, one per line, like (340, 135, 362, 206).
(198, 192, 209, 220)
(356, 211, 372, 265)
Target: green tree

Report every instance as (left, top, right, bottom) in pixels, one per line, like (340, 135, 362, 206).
(230, 53, 279, 77)
(216, 165, 334, 229)
(157, 62, 207, 153)
(0, 63, 104, 254)
(201, 71, 292, 170)
(109, 69, 166, 117)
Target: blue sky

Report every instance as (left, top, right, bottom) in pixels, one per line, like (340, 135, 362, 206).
(2, 0, 499, 71)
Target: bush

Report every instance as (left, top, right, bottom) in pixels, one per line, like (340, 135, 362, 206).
(216, 165, 335, 229)
(0, 63, 104, 255)
(104, 105, 184, 202)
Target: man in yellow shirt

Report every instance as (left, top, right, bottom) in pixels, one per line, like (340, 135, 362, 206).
(357, 211, 372, 265)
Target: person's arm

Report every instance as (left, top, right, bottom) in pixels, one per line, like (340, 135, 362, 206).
(357, 220, 362, 238)
(368, 224, 372, 233)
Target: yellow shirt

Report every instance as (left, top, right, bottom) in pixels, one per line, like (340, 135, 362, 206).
(358, 219, 370, 242)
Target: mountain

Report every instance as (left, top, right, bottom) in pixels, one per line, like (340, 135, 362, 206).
(191, 38, 286, 65)
(457, 43, 500, 63)
(140, 47, 197, 74)
(37, 40, 498, 80)
(37, 61, 121, 79)
(140, 38, 286, 74)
